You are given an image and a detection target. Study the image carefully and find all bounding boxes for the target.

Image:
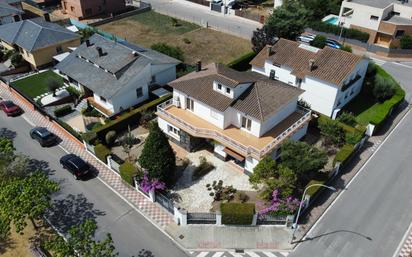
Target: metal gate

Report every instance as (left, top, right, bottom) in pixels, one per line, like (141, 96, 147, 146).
(187, 212, 216, 224)
(257, 214, 287, 225)
(211, 3, 222, 13)
(155, 192, 174, 214)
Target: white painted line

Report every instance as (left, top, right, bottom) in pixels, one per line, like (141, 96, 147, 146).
(391, 62, 412, 70)
(196, 252, 209, 257)
(392, 221, 412, 257)
(21, 114, 35, 127)
(262, 252, 278, 257)
(245, 251, 261, 257)
(227, 252, 244, 257)
(280, 251, 289, 256)
(58, 144, 70, 154)
(212, 252, 224, 257)
(295, 107, 412, 252)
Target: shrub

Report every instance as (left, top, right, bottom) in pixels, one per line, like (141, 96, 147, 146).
(119, 161, 138, 186)
(105, 130, 117, 146)
(82, 132, 97, 145)
(94, 143, 111, 163)
(10, 53, 23, 67)
(318, 118, 345, 145)
(237, 192, 249, 203)
(310, 35, 327, 48)
(66, 86, 81, 97)
(94, 94, 171, 141)
(192, 156, 215, 179)
(305, 175, 329, 197)
(345, 131, 363, 145)
(341, 44, 352, 53)
(400, 35, 412, 49)
(54, 105, 73, 117)
(373, 74, 396, 102)
(47, 78, 61, 97)
(170, 17, 179, 27)
(334, 144, 355, 166)
(227, 52, 257, 71)
(92, 122, 103, 131)
(207, 180, 237, 201)
(82, 108, 102, 117)
(151, 43, 184, 62)
(309, 21, 370, 42)
(337, 112, 357, 127)
(220, 202, 255, 225)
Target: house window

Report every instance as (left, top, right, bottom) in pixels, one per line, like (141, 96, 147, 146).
(395, 30, 405, 38)
(370, 15, 379, 20)
(296, 78, 302, 87)
(210, 109, 219, 119)
(217, 83, 222, 90)
(186, 97, 194, 111)
(56, 46, 63, 54)
(167, 125, 179, 136)
(100, 96, 106, 102)
(226, 87, 231, 94)
(136, 87, 143, 98)
(241, 116, 252, 131)
(269, 70, 276, 80)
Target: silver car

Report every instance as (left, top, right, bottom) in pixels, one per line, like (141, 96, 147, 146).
(297, 34, 315, 43)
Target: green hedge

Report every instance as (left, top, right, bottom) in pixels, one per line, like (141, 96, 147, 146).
(94, 143, 111, 163)
(227, 52, 257, 71)
(119, 161, 138, 186)
(318, 115, 365, 135)
(306, 174, 329, 197)
(82, 132, 97, 145)
(54, 105, 73, 118)
(93, 94, 172, 141)
(220, 202, 255, 225)
(309, 21, 370, 42)
(334, 144, 355, 166)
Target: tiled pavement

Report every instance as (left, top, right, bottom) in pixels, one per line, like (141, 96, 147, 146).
(0, 83, 174, 229)
(189, 251, 289, 257)
(399, 232, 412, 257)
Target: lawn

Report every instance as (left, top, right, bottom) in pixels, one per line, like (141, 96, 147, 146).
(99, 11, 252, 65)
(11, 70, 64, 99)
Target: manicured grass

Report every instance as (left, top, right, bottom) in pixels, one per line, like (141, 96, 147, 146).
(11, 71, 64, 99)
(99, 11, 252, 65)
(344, 66, 405, 127)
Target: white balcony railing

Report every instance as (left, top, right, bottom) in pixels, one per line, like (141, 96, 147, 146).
(157, 99, 311, 159)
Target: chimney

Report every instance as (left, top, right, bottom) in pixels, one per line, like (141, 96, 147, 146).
(309, 59, 315, 71)
(86, 39, 91, 47)
(96, 47, 104, 57)
(267, 46, 273, 55)
(196, 61, 202, 72)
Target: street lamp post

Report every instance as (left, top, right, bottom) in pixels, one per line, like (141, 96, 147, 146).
(290, 184, 336, 243)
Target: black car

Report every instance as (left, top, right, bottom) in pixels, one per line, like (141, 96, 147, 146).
(30, 127, 57, 147)
(60, 154, 90, 179)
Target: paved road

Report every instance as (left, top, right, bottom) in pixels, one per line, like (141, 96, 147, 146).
(382, 62, 412, 102)
(142, 0, 260, 39)
(289, 61, 412, 257)
(0, 113, 188, 257)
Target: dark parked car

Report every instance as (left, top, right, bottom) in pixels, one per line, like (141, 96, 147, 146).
(30, 127, 57, 147)
(326, 39, 342, 49)
(60, 154, 90, 179)
(0, 100, 22, 116)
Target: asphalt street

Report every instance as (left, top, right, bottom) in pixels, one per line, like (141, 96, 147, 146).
(0, 113, 188, 257)
(290, 61, 412, 257)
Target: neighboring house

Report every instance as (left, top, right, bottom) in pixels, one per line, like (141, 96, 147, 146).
(156, 63, 311, 173)
(0, 0, 23, 24)
(0, 18, 81, 68)
(55, 34, 180, 117)
(61, 0, 127, 20)
(250, 39, 369, 118)
(339, 0, 412, 48)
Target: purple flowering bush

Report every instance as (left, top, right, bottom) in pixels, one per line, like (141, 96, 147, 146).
(257, 189, 300, 216)
(140, 172, 166, 193)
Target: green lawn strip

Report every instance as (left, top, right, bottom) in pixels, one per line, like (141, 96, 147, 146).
(129, 10, 200, 35)
(11, 71, 64, 98)
(344, 66, 405, 126)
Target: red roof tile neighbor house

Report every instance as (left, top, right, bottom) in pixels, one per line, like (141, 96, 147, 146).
(61, 0, 126, 20)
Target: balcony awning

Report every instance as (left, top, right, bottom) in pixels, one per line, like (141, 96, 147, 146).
(223, 147, 245, 162)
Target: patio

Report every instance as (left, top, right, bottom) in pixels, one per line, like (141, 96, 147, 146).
(171, 145, 256, 212)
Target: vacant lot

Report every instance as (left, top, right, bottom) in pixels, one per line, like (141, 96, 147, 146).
(99, 11, 252, 65)
(11, 71, 64, 99)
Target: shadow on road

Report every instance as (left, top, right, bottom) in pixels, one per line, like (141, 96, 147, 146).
(134, 249, 155, 257)
(46, 193, 105, 233)
(296, 229, 373, 243)
(0, 127, 16, 139)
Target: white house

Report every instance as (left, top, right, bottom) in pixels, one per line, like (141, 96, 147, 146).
(55, 34, 180, 116)
(0, 0, 23, 25)
(250, 38, 369, 118)
(156, 63, 311, 173)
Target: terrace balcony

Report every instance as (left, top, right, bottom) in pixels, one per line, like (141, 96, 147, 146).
(156, 99, 311, 160)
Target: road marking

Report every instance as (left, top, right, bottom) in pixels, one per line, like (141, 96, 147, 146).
(295, 106, 412, 251)
(196, 252, 210, 257)
(245, 251, 261, 257)
(391, 62, 412, 70)
(392, 221, 412, 257)
(369, 57, 386, 66)
(21, 114, 35, 127)
(211, 252, 224, 257)
(262, 252, 279, 257)
(58, 145, 70, 154)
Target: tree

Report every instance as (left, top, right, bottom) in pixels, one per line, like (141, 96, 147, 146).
(300, 0, 342, 20)
(45, 219, 118, 257)
(251, 27, 277, 53)
(341, 44, 352, 53)
(337, 112, 357, 127)
(250, 156, 277, 185)
(280, 140, 327, 175)
(372, 74, 396, 102)
(138, 122, 176, 185)
(0, 171, 59, 233)
(79, 28, 96, 41)
(47, 78, 61, 97)
(400, 35, 412, 49)
(0, 137, 14, 155)
(310, 35, 327, 48)
(264, 165, 297, 199)
(318, 118, 345, 145)
(10, 53, 23, 67)
(151, 43, 184, 62)
(265, 0, 312, 40)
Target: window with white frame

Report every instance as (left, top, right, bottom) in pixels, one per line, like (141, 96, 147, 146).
(186, 97, 194, 111)
(167, 125, 179, 136)
(226, 87, 231, 94)
(136, 87, 143, 98)
(241, 116, 252, 131)
(217, 83, 222, 90)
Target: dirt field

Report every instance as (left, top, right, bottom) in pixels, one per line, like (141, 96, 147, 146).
(99, 11, 252, 65)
